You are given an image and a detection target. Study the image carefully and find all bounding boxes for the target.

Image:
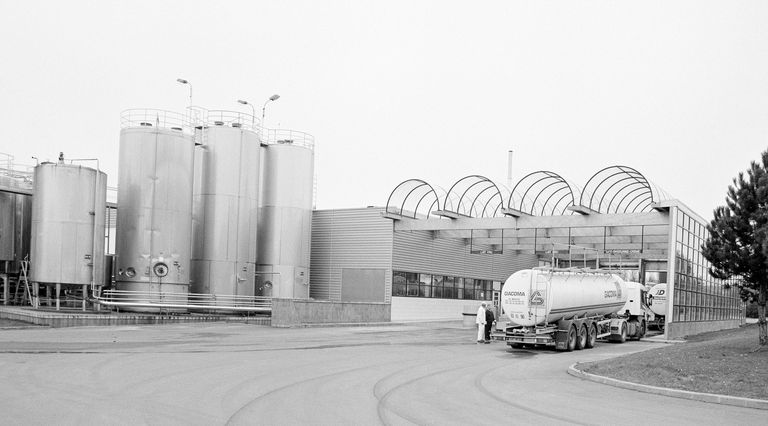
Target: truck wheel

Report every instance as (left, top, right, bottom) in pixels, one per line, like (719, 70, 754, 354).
(618, 322, 627, 343)
(566, 325, 577, 351)
(575, 324, 587, 350)
(628, 319, 640, 340)
(640, 320, 647, 338)
(585, 323, 597, 349)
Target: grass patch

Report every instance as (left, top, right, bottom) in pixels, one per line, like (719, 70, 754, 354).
(579, 323, 768, 400)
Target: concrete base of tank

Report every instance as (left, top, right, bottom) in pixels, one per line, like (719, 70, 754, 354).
(0, 306, 269, 328)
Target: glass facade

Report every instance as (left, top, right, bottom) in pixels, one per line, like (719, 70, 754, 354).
(392, 271, 493, 300)
(673, 209, 743, 322)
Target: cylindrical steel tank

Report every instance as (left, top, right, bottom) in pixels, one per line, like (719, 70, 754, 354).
(191, 120, 260, 297)
(0, 192, 32, 272)
(29, 162, 107, 285)
(257, 134, 314, 299)
(501, 268, 627, 326)
(115, 118, 195, 311)
(647, 283, 668, 317)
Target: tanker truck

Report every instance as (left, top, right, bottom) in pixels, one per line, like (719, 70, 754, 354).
(497, 267, 650, 351)
(646, 283, 667, 331)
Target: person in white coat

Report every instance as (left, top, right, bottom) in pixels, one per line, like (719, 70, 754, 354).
(476, 302, 487, 343)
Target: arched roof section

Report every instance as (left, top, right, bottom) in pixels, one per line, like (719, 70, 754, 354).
(579, 165, 672, 214)
(385, 179, 442, 219)
(442, 175, 505, 218)
(508, 171, 577, 215)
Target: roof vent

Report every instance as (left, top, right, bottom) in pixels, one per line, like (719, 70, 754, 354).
(232, 123, 241, 128)
(171, 127, 182, 131)
(214, 121, 224, 126)
(140, 122, 152, 127)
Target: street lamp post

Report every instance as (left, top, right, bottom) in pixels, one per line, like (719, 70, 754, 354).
(261, 94, 280, 140)
(237, 99, 256, 128)
(177, 78, 192, 109)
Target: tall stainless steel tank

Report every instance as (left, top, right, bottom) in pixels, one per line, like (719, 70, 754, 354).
(257, 132, 315, 299)
(192, 115, 260, 297)
(0, 192, 31, 272)
(29, 162, 107, 285)
(115, 111, 195, 311)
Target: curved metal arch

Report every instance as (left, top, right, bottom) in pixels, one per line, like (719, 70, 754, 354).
(508, 171, 576, 215)
(540, 185, 573, 216)
(385, 178, 441, 219)
(580, 165, 669, 214)
(587, 168, 647, 211)
(611, 185, 647, 213)
(443, 175, 504, 218)
(597, 177, 647, 213)
(625, 191, 653, 213)
(472, 184, 504, 218)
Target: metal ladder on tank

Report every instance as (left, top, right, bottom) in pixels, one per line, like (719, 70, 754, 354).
(530, 269, 552, 327)
(12, 259, 32, 306)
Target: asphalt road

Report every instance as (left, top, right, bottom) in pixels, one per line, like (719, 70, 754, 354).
(0, 321, 764, 425)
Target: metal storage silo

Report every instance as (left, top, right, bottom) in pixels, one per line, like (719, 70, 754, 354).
(29, 162, 107, 289)
(115, 110, 195, 312)
(257, 132, 315, 299)
(191, 114, 260, 297)
(0, 192, 32, 272)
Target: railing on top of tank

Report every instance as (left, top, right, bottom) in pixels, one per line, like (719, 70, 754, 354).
(94, 289, 272, 313)
(263, 129, 315, 150)
(204, 110, 260, 132)
(121, 109, 194, 133)
(0, 152, 34, 185)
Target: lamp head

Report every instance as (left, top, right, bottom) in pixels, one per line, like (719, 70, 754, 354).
(177, 78, 189, 84)
(238, 99, 248, 105)
(269, 94, 280, 101)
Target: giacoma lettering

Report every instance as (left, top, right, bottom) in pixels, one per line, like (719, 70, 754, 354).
(504, 290, 525, 297)
(604, 290, 618, 298)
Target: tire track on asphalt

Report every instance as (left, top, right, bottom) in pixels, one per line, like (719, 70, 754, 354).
(225, 357, 413, 425)
(372, 352, 480, 426)
(473, 359, 591, 425)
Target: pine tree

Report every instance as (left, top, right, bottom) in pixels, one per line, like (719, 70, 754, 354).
(703, 149, 768, 347)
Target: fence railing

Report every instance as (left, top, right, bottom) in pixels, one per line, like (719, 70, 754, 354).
(94, 289, 272, 313)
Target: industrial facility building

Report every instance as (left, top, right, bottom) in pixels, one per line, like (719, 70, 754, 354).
(0, 111, 745, 340)
(309, 171, 745, 340)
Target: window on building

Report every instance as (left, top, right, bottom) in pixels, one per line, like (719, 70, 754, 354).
(391, 271, 494, 300)
(393, 271, 407, 296)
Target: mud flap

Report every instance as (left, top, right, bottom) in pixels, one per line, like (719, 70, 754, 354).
(555, 329, 569, 350)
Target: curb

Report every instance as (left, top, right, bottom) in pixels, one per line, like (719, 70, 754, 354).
(568, 363, 768, 410)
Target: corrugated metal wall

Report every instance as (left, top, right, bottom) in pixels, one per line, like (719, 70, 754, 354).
(393, 230, 539, 281)
(309, 208, 394, 301)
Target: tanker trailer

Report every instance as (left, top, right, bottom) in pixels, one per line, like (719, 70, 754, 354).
(498, 267, 641, 351)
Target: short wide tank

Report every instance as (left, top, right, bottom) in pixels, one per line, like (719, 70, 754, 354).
(29, 162, 107, 285)
(115, 113, 195, 311)
(501, 268, 627, 326)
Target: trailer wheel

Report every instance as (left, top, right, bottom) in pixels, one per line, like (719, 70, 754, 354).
(575, 324, 587, 350)
(566, 325, 577, 351)
(585, 323, 597, 349)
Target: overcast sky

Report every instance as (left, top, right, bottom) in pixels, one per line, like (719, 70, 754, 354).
(1, 1, 766, 220)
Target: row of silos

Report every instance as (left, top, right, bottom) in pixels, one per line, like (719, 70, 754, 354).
(112, 109, 314, 311)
